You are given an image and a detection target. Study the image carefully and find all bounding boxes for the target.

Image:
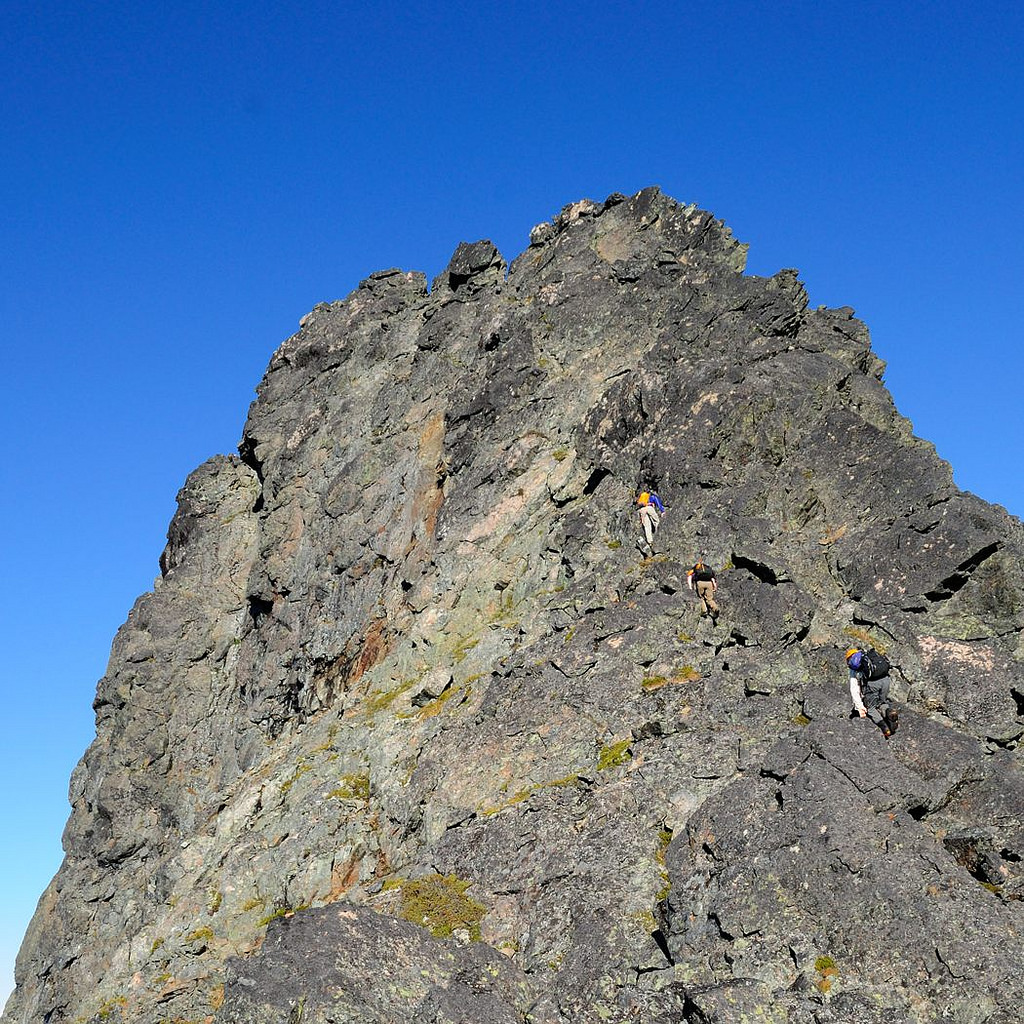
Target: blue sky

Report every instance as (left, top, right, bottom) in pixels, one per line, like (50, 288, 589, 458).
(2, 0, 1022, 1005)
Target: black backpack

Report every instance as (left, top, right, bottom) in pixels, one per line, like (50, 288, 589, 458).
(692, 562, 715, 582)
(860, 649, 891, 681)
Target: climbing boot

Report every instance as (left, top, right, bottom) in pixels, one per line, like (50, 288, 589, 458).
(885, 707, 900, 735)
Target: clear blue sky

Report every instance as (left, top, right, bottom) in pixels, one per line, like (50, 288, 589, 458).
(2, 0, 1022, 1005)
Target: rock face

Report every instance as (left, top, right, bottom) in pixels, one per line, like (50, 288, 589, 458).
(5, 187, 1024, 1024)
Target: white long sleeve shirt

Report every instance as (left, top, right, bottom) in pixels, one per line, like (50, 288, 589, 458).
(849, 670, 866, 715)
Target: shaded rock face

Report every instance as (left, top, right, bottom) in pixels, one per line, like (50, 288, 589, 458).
(6, 187, 1024, 1024)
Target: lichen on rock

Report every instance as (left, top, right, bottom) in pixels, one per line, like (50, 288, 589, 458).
(5, 187, 1024, 1024)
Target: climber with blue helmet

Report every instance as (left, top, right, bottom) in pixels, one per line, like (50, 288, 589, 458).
(846, 646, 899, 738)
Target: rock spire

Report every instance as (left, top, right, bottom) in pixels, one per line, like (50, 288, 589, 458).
(5, 187, 1024, 1024)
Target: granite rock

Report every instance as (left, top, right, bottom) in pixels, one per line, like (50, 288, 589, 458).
(5, 188, 1024, 1024)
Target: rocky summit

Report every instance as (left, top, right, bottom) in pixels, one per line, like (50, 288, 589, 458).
(6, 187, 1024, 1024)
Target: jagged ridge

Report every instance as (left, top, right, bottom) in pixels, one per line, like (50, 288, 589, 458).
(5, 188, 1024, 1024)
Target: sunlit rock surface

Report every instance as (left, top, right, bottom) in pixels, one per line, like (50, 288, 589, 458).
(6, 188, 1024, 1024)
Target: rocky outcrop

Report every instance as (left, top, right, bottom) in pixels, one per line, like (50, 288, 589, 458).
(5, 187, 1024, 1024)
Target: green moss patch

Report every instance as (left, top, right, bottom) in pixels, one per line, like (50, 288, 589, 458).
(655, 825, 673, 900)
(480, 773, 579, 816)
(451, 635, 480, 663)
(842, 626, 886, 654)
(364, 677, 418, 713)
(329, 772, 370, 801)
(256, 904, 309, 928)
(280, 759, 314, 794)
(814, 954, 839, 993)
(386, 874, 486, 940)
(641, 675, 668, 690)
(400, 683, 470, 722)
(642, 665, 700, 691)
(598, 739, 632, 771)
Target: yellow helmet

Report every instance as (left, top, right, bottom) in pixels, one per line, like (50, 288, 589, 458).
(844, 647, 860, 661)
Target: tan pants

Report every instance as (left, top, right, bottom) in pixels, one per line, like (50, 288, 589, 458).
(696, 580, 719, 617)
(638, 506, 660, 549)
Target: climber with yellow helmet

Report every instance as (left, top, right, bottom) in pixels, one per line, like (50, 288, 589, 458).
(635, 489, 666, 557)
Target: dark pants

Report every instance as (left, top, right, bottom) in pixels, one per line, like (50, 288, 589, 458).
(861, 675, 892, 727)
